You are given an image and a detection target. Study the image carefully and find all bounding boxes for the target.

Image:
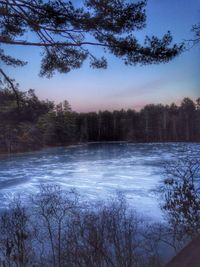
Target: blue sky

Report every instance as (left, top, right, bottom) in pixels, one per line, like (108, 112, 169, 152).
(3, 0, 200, 112)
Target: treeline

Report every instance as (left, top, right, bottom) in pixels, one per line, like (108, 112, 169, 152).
(0, 88, 200, 153)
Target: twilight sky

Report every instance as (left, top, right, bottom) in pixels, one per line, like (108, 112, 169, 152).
(3, 0, 200, 112)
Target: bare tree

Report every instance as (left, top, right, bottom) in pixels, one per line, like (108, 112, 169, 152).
(31, 184, 79, 267)
(160, 156, 200, 245)
(0, 186, 167, 266)
(0, 198, 34, 267)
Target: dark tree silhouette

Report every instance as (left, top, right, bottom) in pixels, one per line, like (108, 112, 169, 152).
(191, 23, 200, 46)
(1, 88, 199, 153)
(160, 157, 200, 245)
(0, 0, 183, 81)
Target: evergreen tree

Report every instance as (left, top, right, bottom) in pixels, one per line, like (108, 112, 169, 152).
(0, 0, 183, 87)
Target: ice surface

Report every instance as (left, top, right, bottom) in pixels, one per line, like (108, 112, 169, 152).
(0, 142, 199, 220)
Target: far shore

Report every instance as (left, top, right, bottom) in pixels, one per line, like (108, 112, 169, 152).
(0, 140, 200, 156)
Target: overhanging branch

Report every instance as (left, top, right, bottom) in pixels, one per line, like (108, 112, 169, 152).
(0, 68, 21, 115)
(0, 38, 110, 48)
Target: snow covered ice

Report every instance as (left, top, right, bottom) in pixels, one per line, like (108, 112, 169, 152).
(0, 142, 199, 220)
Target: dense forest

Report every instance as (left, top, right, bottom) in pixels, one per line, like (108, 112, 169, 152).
(0, 88, 200, 153)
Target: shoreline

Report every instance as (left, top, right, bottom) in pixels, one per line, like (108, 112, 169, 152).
(0, 140, 200, 156)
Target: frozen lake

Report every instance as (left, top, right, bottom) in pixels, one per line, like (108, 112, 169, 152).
(0, 143, 199, 220)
